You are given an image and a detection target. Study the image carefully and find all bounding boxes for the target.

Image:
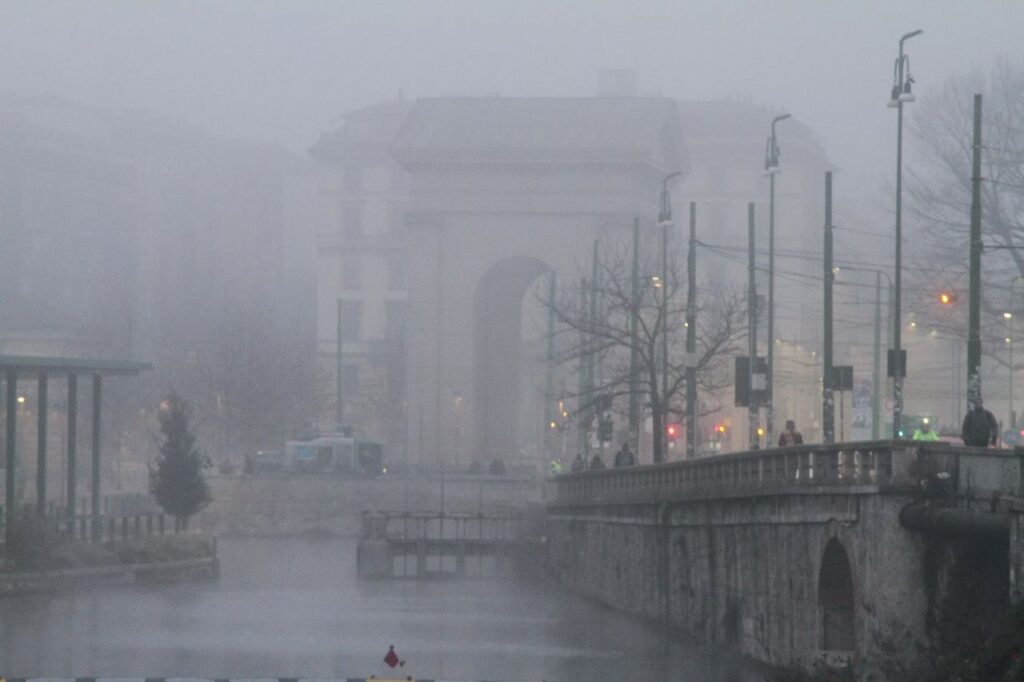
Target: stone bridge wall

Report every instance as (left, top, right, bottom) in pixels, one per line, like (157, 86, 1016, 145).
(545, 441, 1024, 677)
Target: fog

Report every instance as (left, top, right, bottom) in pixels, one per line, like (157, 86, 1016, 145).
(0, 1, 1023, 679)
(0, 1, 1020, 201)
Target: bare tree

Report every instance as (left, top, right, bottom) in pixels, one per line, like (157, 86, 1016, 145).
(906, 60, 1024, 371)
(545, 242, 745, 463)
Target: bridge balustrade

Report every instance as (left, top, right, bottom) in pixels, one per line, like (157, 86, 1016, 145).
(550, 441, 1024, 506)
(550, 441, 906, 506)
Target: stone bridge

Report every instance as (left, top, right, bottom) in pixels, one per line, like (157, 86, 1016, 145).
(544, 440, 1024, 677)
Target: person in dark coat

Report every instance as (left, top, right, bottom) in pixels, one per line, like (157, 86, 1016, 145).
(589, 452, 605, 470)
(613, 442, 636, 467)
(962, 397, 999, 447)
(778, 420, 804, 447)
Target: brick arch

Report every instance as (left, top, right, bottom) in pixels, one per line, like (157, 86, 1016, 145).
(818, 537, 856, 651)
(472, 256, 551, 462)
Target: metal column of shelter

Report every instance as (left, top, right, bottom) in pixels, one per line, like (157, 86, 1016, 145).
(36, 373, 48, 516)
(66, 373, 78, 536)
(91, 374, 102, 542)
(0, 355, 150, 553)
(5, 371, 17, 550)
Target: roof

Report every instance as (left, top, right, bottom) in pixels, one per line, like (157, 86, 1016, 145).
(0, 355, 153, 377)
(391, 97, 684, 172)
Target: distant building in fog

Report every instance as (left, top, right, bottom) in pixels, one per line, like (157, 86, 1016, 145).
(309, 100, 412, 456)
(311, 95, 836, 465)
(0, 94, 317, 492)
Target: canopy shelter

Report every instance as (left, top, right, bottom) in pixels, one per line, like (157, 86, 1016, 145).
(0, 355, 152, 549)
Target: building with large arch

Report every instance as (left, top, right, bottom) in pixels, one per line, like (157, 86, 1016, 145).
(312, 94, 835, 468)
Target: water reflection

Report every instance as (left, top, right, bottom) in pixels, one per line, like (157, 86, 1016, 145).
(0, 537, 762, 681)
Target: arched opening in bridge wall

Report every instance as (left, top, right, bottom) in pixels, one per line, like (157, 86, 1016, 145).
(473, 256, 550, 464)
(818, 538, 856, 652)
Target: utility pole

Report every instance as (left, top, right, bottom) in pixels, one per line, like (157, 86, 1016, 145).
(661, 220, 669, 461)
(872, 271, 882, 439)
(823, 172, 835, 444)
(589, 240, 600, 453)
(336, 299, 344, 430)
(686, 202, 698, 459)
(544, 272, 556, 450)
(765, 113, 790, 446)
(747, 202, 759, 450)
(967, 93, 983, 407)
(629, 218, 640, 454)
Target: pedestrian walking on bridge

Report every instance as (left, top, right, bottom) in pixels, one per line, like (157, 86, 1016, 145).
(613, 442, 635, 467)
(962, 397, 998, 447)
(777, 420, 804, 447)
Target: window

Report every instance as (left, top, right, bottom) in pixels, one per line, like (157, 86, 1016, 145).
(385, 301, 407, 341)
(344, 165, 363, 192)
(339, 300, 362, 342)
(342, 202, 363, 237)
(386, 257, 406, 290)
(341, 256, 362, 291)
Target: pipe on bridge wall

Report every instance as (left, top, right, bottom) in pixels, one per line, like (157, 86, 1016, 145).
(899, 502, 1010, 540)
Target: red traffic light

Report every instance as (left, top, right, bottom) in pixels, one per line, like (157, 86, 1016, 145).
(665, 423, 678, 441)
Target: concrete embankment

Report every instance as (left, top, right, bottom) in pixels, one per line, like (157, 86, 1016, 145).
(199, 473, 543, 536)
(0, 535, 219, 596)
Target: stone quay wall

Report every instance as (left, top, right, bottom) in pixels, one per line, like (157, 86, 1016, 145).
(545, 441, 1024, 677)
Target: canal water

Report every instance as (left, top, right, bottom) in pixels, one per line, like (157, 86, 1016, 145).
(0, 537, 763, 681)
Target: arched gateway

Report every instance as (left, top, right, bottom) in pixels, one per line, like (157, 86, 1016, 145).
(391, 97, 684, 470)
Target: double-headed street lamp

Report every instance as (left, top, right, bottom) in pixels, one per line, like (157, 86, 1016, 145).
(888, 29, 923, 439)
(763, 113, 790, 446)
(657, 171, 682, 463)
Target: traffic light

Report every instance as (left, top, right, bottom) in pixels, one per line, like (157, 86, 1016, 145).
(665, 423, 679, 442)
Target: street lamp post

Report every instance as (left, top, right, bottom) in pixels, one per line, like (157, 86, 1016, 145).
(1004, 314, 1015, 429)
(657, 171, 682, 464)
(1007, 276, 1024, 430)
(888, 29, 923, 439)
(763, 113, 790, 447)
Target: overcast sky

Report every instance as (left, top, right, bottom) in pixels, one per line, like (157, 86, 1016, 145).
(0, 0, 1020, 203)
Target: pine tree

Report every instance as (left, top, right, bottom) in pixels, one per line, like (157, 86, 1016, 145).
(151, 392, 211, 530)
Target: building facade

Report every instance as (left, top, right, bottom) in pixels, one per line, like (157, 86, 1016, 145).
(312, 95, 840, 467)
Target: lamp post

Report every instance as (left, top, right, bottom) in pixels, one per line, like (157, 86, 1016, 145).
(657, 171, 682, 464)
(763, 113, 791, 446)
(888, 28, 923, 439)
(1007, 276, 1024, 431)
(1003, 314, 1015, 430)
